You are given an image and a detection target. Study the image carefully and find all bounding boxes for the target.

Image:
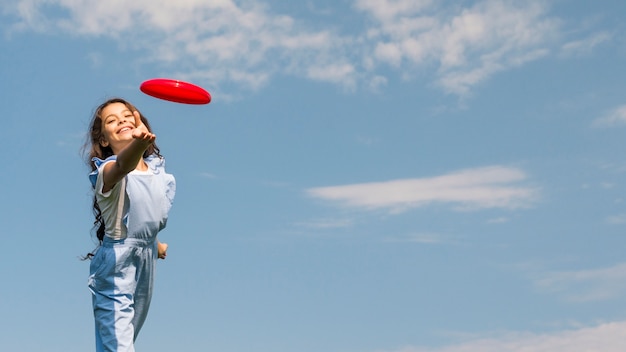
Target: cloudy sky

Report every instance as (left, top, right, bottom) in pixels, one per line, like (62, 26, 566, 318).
(1, 0, 626, 351)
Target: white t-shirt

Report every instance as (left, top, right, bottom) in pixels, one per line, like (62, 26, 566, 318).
(93, 159, 130, 240)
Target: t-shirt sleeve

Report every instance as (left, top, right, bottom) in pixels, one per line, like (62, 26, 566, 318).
(89, 156, 118, 197)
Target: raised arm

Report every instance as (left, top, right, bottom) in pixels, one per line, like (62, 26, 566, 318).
(101, 111, 156, 193)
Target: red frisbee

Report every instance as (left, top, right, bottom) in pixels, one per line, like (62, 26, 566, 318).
(140, 78, 211, 105)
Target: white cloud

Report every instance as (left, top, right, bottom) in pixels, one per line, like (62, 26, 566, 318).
(354, 0, 433, 23)
(355, 0, 560, 95)
(535, 263, 626, 302)
(593, 105, 626, 127)
(306, 166, 538, 213)
(379, 321, 626, 352)
(374, 42, 404, 67)
(3, 0, 601, 96)
(5, 0, 353, 90)
(306, 63, 357, 88)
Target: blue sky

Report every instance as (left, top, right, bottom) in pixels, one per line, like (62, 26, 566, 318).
(1, 0, 626, 351)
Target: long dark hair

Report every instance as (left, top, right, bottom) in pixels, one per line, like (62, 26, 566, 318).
(82, 98, 162, 258)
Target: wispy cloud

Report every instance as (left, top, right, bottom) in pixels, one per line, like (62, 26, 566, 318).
(384, 232, 462, 245)
(295, 218, 354, 229)
(593, 105, 626, 127)
(306, 166, 539, 213)
(535, 263, 626, 302)
(2, 0, 588, 96)
(199, 172, 217, 179)
(378, 321, 626, 352)
(606, 213, 626, 225)
(561, 31, 611, 56)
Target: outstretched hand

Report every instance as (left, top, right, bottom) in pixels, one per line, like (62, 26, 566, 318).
(132, 110, 156, 143)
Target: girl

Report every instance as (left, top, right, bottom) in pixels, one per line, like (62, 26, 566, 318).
(84, 98, 176, 351)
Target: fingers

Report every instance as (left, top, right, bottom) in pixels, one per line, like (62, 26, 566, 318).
(132, 128, 156, 143)
(131, 111, 156, 143)
(133, 110, 143, 129)
(138, 131, 156, 142)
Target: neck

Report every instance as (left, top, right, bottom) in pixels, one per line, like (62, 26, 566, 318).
(135, 158, 148, 171)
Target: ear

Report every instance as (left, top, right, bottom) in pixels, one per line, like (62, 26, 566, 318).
(99, 138, 109, 147)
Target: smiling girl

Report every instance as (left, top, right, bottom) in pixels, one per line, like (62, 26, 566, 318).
(83, 98, 175, 351)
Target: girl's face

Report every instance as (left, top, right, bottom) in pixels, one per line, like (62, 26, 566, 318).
(99, 102, 136, 154)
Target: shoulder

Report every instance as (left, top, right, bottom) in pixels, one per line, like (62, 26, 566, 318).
(93, 155, 118, 168)
(89, 156, 117, 188)
(144, 154, 167, 171)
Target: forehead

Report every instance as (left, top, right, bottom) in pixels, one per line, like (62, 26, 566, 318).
(101, 102, 131, 119)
